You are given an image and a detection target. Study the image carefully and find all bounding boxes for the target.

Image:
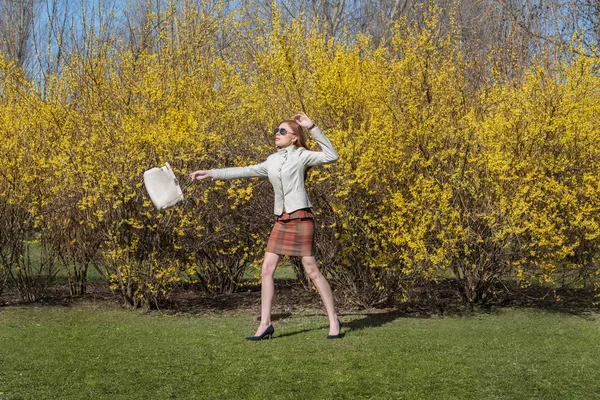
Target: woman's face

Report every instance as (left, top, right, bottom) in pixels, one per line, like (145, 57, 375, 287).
(274, 123, 296, 147)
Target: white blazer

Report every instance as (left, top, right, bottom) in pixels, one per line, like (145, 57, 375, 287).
(211, 127, 339, 215)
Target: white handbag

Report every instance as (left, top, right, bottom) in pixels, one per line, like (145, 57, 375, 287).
(143, 162, 184, 210)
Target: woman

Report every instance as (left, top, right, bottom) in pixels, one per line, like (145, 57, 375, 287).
(189, 112, 342, 340)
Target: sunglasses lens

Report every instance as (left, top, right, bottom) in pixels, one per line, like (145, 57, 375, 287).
(274, 128, 287, 135)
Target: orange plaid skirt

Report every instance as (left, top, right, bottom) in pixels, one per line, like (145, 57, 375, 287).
(265, 208, 315, 256)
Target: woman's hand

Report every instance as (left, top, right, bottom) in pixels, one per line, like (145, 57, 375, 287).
(189, 170, 212, 181)
(292, 112, 314, 129)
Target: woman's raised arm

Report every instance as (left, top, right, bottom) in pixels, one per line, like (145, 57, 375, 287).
(298, 126, 339, 167)
(292, 112, 339, 167)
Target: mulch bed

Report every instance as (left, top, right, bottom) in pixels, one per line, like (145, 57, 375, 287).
(1, 279, 598, 320)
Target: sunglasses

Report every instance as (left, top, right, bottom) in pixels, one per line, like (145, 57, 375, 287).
(274, 128, 289, 135)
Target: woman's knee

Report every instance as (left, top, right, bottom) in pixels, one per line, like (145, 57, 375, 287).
(262, 253, 278, 278)
(302, 258, 322, 281)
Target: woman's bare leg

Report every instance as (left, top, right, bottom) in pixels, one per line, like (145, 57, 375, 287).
(301, 256, 339, 335)
(255, 251, 280, 336)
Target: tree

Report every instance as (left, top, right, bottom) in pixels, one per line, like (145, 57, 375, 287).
(0, 0, 37, 69)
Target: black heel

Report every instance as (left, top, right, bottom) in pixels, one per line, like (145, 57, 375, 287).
(246, 325, 275, 341)
(327, 319, 342, 339)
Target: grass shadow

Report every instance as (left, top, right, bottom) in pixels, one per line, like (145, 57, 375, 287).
(272, 309, 429, 338)
(273, 327, 316, 339)
(340, 309, 431, 333)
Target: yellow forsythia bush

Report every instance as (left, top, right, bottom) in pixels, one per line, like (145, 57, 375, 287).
(1, 3, 599, 308)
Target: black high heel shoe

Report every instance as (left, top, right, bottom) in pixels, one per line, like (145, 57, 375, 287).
(246, 325, 275, 341)
(326, 319, 342, 339)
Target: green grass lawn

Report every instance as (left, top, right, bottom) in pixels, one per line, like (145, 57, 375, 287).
(1, 305, 599, 400)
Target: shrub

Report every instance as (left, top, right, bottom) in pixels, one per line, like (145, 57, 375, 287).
(1, 4, 600, 310)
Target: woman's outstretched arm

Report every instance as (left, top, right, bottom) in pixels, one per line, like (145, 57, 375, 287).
(189, 161, 268, 181)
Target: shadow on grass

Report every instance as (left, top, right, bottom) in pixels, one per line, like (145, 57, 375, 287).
(341, 309, 431, 332)
(274, 327, 317, 339)
(275, 330, 349, 339)
(271, 309, 431, 339)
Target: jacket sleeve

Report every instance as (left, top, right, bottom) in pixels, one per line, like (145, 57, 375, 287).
(211, 160, 269, 180)
(299, 127, 339, 167)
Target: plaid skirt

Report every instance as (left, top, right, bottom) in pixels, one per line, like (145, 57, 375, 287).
(265, 209, 315, 257)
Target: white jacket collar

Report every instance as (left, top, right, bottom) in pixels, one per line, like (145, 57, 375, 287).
(277, 144, 297, 154)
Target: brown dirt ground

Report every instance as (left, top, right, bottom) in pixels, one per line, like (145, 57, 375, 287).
(1, 279, 598, 322)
